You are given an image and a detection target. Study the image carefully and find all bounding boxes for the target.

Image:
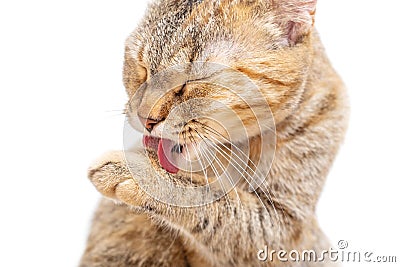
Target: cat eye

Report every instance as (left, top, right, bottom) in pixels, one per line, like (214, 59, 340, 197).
(137, 63, 148, 83)
(174, 82, 187, 97)
(174, 77, 204, 96)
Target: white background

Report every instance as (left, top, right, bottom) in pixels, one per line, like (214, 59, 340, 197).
(0, 1, 399, 266)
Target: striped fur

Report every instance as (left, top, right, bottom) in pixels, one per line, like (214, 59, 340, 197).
(81, 0, 348, 266)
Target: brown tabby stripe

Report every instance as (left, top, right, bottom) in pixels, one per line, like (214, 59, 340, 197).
(236, 66, 296, 87)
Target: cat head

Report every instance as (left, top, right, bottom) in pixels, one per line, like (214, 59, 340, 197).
(123, 0, 317, 177)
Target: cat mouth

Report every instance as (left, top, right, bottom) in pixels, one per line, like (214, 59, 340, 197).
(142, 135, 183, 174)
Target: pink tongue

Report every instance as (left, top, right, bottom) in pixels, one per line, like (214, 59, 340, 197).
(142, 136, 179, 174)
(142, 135, 160, 150)
(157, 138, 179, 174)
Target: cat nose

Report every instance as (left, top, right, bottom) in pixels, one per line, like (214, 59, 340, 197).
(139, 116, 159, 133)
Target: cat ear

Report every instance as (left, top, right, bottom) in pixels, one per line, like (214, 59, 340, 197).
(275, 0, 317, 45)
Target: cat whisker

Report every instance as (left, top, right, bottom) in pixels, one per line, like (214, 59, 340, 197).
(188, 130, 211, 193)
(194, 132, 236, 211)
(105, 109, 126, 113)
(203, 136, 280, 231)
(183, 131, 193, 186)
(195, 117, 276, 134)
(195, 136, 234, 213)
(206, 133, 282, 209)
(104, 109, 127, 118)
(197, 124, 280, 208)
(195, 130, 244, 215)
(198, 126, 286, 224)
(198, 130, 282, 232)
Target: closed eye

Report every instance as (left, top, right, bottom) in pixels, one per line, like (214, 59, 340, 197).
(174, 82, 187, 97)
(137, 63, 148, 83)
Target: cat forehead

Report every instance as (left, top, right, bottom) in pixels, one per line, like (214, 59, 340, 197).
(126, 0, 280, 73)
(136, 0, 229, 71)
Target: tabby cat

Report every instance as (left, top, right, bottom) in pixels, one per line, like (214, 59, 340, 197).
(80, 0, 348, 266)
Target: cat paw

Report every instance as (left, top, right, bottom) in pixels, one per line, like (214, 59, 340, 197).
(88, 151, 132, 198)
(88, 151, 147, 207)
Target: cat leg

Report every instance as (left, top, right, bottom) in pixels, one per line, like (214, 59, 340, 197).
(88, 151, 288, 266)
(88, 151, 340, 266)
(80, 198, 190, 267)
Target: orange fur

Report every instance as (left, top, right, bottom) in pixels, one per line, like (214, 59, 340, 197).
(81, 1, 348, 266)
